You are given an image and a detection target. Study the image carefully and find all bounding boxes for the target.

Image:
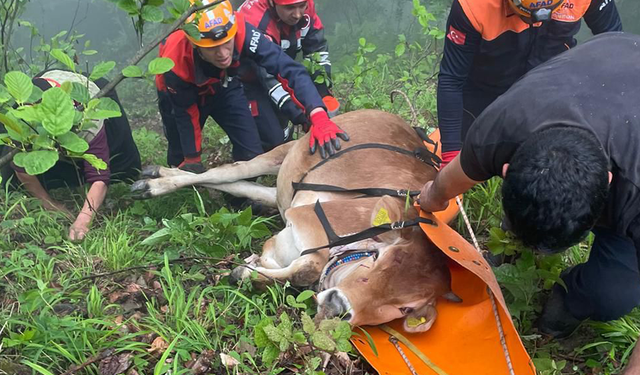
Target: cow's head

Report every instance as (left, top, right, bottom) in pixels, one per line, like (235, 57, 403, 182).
(315, 196, 458, 332)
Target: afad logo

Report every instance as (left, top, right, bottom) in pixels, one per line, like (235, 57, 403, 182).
(204, 17, 223, 29)
(528, 0, 553, 9)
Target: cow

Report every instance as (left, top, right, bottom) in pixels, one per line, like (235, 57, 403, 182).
(131, 109, 460, 332)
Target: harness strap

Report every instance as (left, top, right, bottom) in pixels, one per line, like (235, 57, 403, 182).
(301, 201, 434, 256)
(292, 182, 420, 198)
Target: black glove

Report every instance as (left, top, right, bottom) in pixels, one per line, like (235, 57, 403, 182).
(281, 98, 309, 128)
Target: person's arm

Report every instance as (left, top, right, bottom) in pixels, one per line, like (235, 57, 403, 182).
(68, 181, 107, 240)
(419, 154, 483, 212)
(256, 65, 308, 126)
(583, 0, 622, 34)
(14, 171, 72, 216)
(623, 341, 640, 374)
(244, 21, 348, 157)
(437, 0, 482, 161)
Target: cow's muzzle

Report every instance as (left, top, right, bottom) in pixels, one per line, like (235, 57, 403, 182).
(316, 288, 353, 322)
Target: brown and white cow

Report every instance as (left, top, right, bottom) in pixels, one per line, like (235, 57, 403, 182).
(132, 109, 460, 332)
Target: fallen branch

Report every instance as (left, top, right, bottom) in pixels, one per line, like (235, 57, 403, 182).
(0, 0, 224, 170)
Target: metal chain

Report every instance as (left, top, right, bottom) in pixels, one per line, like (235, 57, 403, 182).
(456, 196, 516, 375)
(389, 337, 420, 375)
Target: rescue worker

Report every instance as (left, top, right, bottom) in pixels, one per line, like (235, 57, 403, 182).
(5, 69, 141, 241)
(419, 33, 640, 364)
(238, 0, 338, 136)
(156, 0, 347, 174)
(437, 0, 622, 167)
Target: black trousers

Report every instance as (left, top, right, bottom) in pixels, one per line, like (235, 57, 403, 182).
(158, 79, 273, 166)
(243, 81, 289, 151)
(562, 227, 640, 321)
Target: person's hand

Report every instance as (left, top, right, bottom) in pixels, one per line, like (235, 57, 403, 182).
(68, 213, 91, 242)
(281, 99, 309, 129)
(179, 156, 206, 174)
(440, 150, 460, 169)
(419, 180, 450, 213)
(309, 110, 349, 159)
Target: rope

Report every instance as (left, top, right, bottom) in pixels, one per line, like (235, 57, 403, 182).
(455, 196, 516, 375)
(380, 324, 448, 375)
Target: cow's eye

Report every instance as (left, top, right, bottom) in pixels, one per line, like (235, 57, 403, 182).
(399, 307, 413, 315)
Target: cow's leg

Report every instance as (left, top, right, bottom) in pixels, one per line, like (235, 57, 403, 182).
(202, 181, 277, 207)
(131, 141, 294, 198)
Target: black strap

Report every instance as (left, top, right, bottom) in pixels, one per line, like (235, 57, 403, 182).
(292, 182, 420, 198)
(301, 201, 435, 256)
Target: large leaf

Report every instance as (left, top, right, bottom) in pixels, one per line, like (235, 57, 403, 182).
(0, 84, 13, 104)
(58, 131, 89, 153)
(27, 85, 43, 104)
(122, 65, 144, 78)
(50, 49, 75, 71)
(10, 106, 40, 123)
(181, 23, 200, 39)
(148, 57, 175, 75)
(39, 87, 75, 136)
(0, 112, 29, 141)
(117, 0, 138, 14)
(172, 0, 190, 13)
(141, 228, 171, 246)
(141, 5, 164, 23)
(89, 61, 116, 81)
(13, 150, 59, 175)
(82, 153, 108, 171)
(148, 0, 164, 5)
(69, 82, 91, 105)
(4, 71, 33, 103)
(87, 98, 121, 120)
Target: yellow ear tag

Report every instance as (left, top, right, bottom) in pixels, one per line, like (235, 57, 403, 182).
(406, 316, 428, 328)
(373, 208, 392, 227)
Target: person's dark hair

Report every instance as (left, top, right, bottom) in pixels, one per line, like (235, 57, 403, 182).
(502, 126, 609, 254)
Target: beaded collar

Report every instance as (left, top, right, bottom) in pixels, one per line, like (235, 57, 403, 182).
(318, 250, 378, 291)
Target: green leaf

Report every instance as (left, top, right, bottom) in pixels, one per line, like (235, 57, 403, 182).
(358, 38, 366, 47)
(50, 49, 75, 71)
(296, 290, 315, 303)
(278, 312, 293, 337)
(122, 65, 144, 78)
(117, 0, 138, 14)
(292, 331, 306, 344)
(148, 0, 165, 5)
(286, 294, 305, 309)
(13, 151, 59, 175)
(319, 319, 339, 332)
(309, 357, 322, 370)
(254, 317, 273, 348)
(33, 134, 54, 150)
(68, 82, 91, 105)
(82, 49, 98, 56)
(181, 23, 200, 39)
(0, 112, 28, 140)
(148, 57, 175, 75)
(39, 87, 75, 136)
(261, 344, 279, 366)
(336, 338, 352, 353)
(311, 331, 335, 351)
(263, 325, 283, 343)
(82, 153, 108, 171)
(22, 360, 55, 375)
(395, 43, 406, 57)
(87, 98, 122, 120)
(0, 84, 12, 104)
(142, 5, 164, 23)
(333, 321, 352, 341)
(58, 132, 89, 153)
(26, 86, 43, 106)
(302, 312, 316, 335)
(172, 0, 189, 13)
(141, 228, 171, 246)
(5, 71, 33, 103)
(89, 61, 116, 81)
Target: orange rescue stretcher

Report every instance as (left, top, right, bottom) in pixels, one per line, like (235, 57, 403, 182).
(351, 129, 536, 375)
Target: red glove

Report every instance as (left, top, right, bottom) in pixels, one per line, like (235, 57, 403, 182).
(440, 150, 460, 170)
(309, 110, 349, 159)
(322, 96, 340, 118)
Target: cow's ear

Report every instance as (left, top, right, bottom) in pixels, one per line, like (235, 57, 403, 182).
(370, 196, 418, 242)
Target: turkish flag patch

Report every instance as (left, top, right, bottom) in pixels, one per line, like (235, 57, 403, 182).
(447, 25, 466, 45)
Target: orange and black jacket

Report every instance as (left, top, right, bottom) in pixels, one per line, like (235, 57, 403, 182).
(438, 0, 621, 152)
(239, 0, 330, 110)
(155, 14, 324, 158)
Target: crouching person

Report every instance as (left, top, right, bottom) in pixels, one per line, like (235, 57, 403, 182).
(7, 70, 141, 241)
(156, 0, 347, 174)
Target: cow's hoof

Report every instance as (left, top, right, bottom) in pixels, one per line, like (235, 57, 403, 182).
(130, 180, 152, 200)
(141, 165, 162, 179)
(230, 265, 251, 285)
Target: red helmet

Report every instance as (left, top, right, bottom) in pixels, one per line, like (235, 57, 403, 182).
(273, 0, 307, 5)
